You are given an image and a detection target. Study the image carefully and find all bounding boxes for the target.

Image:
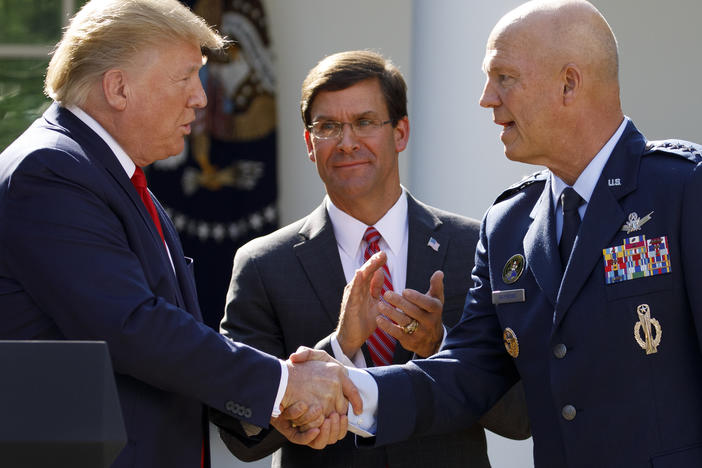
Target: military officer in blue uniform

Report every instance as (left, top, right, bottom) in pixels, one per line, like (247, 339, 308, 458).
(289, 1, 702, 466)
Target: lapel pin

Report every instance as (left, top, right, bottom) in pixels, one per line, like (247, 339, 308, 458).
(621, 211, 653, 234)
(427, 237, 440, 252)
(502, 254, 525, 284)
(634, 304, 661, 355)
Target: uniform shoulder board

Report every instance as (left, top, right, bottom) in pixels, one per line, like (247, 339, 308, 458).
(643, 139, 702, 163)
(494, 169, 548, 203)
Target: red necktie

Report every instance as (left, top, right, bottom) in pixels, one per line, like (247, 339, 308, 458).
(130, 167, 165, 244)
(363, 226, 396, 366)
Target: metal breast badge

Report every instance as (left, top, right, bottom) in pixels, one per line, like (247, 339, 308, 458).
(633, 304, 661, 355)
(621, 211, 653, 234)
(502, 254, 525, 284)
(503, 328, 519, 358)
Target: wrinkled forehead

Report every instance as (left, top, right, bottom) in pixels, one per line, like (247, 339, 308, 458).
(482, 22, 524, 70)
(483, 14, 553, 70)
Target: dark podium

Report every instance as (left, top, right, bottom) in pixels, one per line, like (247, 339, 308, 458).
(0, 341, 126, 467)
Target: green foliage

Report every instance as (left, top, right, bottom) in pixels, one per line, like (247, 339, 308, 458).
(0, 0, 63, 44)
(0, 59, 51, 151)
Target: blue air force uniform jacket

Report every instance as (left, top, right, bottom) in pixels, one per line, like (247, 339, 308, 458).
(366, 120, 702, 467)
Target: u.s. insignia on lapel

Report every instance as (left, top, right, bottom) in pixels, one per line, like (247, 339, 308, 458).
(602, 235, 671, 284)
(427, 237, 440, 252)
(621, 211, 653, 234)
(634, 304, 661, 354)
(503, 328, 519, 358)
(502, 254, 525, 284)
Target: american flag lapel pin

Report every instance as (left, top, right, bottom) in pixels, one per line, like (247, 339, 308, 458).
(427, 237, 440, 252)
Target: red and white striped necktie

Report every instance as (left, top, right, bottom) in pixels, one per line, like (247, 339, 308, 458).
(363, 226, 396, 366)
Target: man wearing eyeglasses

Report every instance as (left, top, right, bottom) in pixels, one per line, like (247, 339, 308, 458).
(212, 50, 529, 468)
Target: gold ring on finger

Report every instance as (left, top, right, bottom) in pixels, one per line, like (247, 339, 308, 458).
(402, 319, 419, 335)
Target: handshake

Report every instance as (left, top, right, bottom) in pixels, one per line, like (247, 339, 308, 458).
(274, 347, 362, 450)
(269, 250, 445, 450)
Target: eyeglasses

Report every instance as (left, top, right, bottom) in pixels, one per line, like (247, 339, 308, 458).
(307, 118, 392, 139)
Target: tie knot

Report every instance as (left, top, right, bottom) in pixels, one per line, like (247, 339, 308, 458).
(363, 226, 381, 246)
(560, 187, 583, 214)
(131, 167, 147, 189)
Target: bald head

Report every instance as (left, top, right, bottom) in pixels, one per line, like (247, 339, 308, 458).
(489, 0, 619, 85)
(480, 0, 624, 184)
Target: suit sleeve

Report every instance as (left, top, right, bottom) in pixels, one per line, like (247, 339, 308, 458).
(0, 150, 281, 428)
(314, 333, 335, 355)
(442, 217, 530, 440)
(477, 381, 530, 440)
(221, 246, 286, 357)
(214, 245, 288, 460)
(367, 212, 520, 446)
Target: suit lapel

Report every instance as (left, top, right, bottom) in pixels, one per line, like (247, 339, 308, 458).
(294, 203, 348, 326)
(48, 105, 187, 308)
(49, 105, 171, 263)
(554, 121, 645, 327)
(405, 195, 447, 292)
(153, 197, 197, 315)
(523, 178, 561, 309)
(392, 194, 446, 363)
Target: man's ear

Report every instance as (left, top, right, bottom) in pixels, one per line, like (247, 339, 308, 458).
(394, 116, 410, 153)
(562, 63, 582, 106)
(304, 129, 316, 162)
(102, 69, 128, 111)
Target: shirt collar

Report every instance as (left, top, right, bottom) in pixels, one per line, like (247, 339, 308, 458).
(326, 190, 408, 259)
(551, 116, 629, 209)
(66, 105, 136, 178)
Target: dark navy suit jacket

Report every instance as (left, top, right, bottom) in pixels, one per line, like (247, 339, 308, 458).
(366, 121, 702, 467)
(0, 104, 282, 468)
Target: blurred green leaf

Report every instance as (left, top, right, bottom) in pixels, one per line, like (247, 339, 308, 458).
(0, 0, 63, 44)
(0, 58, 51, 151)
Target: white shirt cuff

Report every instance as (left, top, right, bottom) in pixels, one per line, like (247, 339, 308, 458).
(436, 325, 447, 353)
(271, 359, 288, 418)
(346, 367, 378, 436)
(331, 332, 368, 368)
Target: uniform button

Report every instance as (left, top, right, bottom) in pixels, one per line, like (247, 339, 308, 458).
(553, 343, 567, 359)
(562, 405, 576, 421)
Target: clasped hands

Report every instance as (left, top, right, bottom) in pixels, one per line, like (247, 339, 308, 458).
(272, 348, 361, 449)
(273, 251, 444, 449)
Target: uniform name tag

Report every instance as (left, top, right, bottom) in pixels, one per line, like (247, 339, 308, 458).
(492, 289, 526, 304)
